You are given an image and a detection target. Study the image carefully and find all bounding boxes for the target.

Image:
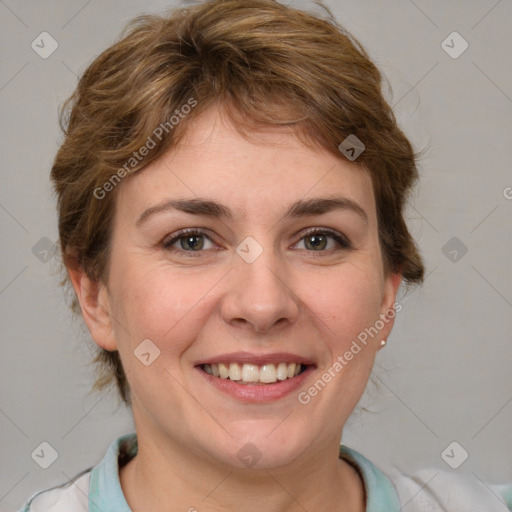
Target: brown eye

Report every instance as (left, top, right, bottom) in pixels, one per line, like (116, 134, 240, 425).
(296, 229, 351, 252)
(304, 234, 329, 251)
(177, 234, 205, 251)
(163, 229, 216, 253)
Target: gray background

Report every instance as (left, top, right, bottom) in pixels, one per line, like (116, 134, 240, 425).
(1, 0, 511, 510)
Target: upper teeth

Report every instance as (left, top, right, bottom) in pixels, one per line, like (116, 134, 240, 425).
(203, 362, 302, 383)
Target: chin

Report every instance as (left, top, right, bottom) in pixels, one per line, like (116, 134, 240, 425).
(204, 423, 312, 471)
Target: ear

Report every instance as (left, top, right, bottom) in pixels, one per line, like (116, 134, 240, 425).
(377, 272, 402, 346)
(67, 264, 118, 352)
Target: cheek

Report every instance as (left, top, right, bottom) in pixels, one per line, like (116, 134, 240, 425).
(303, 266, 383, 346)
(109, 261, 222, 352)
(107, 262, 216, 401)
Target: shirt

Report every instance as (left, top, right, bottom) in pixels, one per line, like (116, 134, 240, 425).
(18, 432, 512, 512)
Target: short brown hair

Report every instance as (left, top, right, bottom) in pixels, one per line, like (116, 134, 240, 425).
(52, 0, 424, 406)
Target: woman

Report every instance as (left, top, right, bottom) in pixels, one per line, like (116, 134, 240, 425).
(18, 0, 512, 510)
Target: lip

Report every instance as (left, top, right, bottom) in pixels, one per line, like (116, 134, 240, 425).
(195, 351, 316, 366)
(195, 355, 316, 403)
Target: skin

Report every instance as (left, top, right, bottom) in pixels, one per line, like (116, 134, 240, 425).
(69, 105, 401, 512)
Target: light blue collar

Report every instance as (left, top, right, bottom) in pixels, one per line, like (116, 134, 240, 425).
(339, 445, 401, 511)
(89, 433, 401, 511)
(89, 433, 135, 512)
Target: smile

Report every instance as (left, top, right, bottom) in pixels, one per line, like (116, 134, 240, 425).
(195, 352, 316, 402)
(201, 362, 306, 385)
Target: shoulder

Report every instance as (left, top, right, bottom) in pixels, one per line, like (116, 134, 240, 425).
(388, 466, 512, 511)
(17, 471, 90, 512)
(17, 433, 137, 512)
(340, 445, 402, 510)
(340, 445, 512, 512)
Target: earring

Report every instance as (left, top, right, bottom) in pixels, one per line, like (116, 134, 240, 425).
(380, 339, 387, 348)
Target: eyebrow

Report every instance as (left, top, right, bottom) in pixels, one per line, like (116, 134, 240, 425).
(135, 196, 368, 226)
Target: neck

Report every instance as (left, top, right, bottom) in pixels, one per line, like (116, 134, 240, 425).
(119, 428, 365, 512)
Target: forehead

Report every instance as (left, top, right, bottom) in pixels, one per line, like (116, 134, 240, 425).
(117, 105, 376, 224)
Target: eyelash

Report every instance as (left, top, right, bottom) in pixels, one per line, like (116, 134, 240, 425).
(162, 227, 351, 256)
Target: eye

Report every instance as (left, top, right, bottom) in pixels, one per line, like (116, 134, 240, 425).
(162, 229, 216, 254)
(294, 228, 351, 252)
(162, 227, 351, 256)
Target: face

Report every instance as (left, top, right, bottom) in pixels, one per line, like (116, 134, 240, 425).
(82, 106, 401, 470)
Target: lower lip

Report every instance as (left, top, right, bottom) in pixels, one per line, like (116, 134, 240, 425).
(196, 366, 315, 403)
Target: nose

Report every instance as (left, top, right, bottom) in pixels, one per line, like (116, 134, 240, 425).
(220, 246, 300, 334)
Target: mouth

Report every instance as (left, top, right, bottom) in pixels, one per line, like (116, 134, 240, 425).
(200, 362, 308, 385)
(194, 352, 316, 402)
